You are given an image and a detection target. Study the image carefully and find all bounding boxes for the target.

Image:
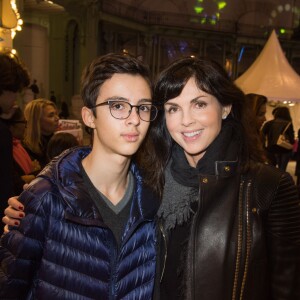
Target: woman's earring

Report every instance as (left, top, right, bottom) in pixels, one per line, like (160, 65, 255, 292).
(222, 113, 227, 120)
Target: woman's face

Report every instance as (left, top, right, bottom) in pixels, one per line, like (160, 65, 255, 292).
(40, 104, 59, 135)
(256, 103, 267, 130)
(164, 77, 231, 167)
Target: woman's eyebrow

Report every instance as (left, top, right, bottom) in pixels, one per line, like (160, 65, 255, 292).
(165, 95, 204, 105)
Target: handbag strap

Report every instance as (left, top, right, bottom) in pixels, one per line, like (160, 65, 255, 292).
(281, 122, 291, 135)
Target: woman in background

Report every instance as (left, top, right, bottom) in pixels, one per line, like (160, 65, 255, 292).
(244, 93, 268, 162)
(3, 107, 40, 194)
(244, 93, 267, 131)
(23, 99, 59, 169)
(262, 106, 295, 171)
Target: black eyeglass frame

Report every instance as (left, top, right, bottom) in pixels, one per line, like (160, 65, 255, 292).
(90, 100, 158, 122)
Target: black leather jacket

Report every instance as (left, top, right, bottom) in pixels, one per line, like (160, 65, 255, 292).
(158, 161, 300, 300)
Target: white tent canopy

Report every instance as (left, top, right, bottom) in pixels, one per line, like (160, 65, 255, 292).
(235, 30, 300, 102)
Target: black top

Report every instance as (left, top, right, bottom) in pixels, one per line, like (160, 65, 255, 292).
(81, 163, 133, 247)
(0, 119, 13, 226)
(23, 134, 53, 169)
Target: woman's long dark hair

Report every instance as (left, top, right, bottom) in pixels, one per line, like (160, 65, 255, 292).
(149, 56, 266, 174)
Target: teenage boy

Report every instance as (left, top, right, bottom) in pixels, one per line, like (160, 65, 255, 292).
(0, 53, 162, 299)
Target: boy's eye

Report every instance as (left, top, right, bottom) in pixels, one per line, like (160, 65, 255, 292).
(139, 105, 151, 112)
(110, 101, 126, 110)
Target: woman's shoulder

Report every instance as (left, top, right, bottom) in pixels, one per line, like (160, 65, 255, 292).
(246, 162, 297, 208)
(247, 162, 284, 181)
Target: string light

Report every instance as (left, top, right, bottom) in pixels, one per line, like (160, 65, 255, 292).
(10, 0, 23, 39)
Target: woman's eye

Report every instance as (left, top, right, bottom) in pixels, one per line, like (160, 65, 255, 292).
(165, 106, 178, 113)
(194, 101, 207, 109)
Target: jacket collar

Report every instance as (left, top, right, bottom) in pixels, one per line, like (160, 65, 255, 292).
(39, 147, 160, 226)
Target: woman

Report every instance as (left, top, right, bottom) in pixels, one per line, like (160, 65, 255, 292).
(3, 107, 40, 194)
(262, 106, 295, 171)
(152, 57, 300, 299)
(23, 99, 60, 168)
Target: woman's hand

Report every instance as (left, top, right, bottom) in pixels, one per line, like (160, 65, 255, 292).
(2, 196, 25, 233)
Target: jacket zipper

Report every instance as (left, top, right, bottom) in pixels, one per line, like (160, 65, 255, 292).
(159, 221, 168, 282)
(190, 177, 204, 300)
(232, 180, 252, 300)
(240, 181, 252, 299)
(232, 180, 244, 300)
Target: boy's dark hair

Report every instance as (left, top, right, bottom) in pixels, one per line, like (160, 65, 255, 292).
(80, 53, 152, 113)
(0, 53, 30, 95)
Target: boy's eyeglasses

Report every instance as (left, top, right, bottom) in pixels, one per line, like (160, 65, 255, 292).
(90, 100, 158, 122)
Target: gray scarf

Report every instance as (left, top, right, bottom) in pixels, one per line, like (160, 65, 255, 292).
(157, 162, 198, 230)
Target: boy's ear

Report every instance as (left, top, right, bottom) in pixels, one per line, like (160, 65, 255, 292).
(82, 106, 95, 129)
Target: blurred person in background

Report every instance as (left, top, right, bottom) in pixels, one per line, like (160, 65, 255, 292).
(2, 107, 40, 194)
(244, 93, 267, 131)
(59, 101, 70, 119)
(30, 79, 39, 99)
(262, 106, 295, 171)
(46, 132, 79, 161)
(23, 99, 59, 169)
(0, 52, 29, 227)
(244, 93, 268, 162)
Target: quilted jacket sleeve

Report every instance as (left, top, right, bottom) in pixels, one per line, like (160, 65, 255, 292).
(266, 172, 300, 299)
(0, 178, 50, 299)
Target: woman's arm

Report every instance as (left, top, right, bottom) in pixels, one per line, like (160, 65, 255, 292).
(0, 186, 47, 297)
(267, 172, 300, 299)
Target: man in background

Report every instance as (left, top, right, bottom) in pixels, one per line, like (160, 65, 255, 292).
(0, 52, 29, 230)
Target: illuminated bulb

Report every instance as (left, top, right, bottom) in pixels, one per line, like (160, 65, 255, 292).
(194, 7, 204, 14)
(218, 2, 227, 10)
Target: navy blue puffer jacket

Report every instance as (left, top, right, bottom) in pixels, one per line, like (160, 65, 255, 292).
(0, 147, 160, 300)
